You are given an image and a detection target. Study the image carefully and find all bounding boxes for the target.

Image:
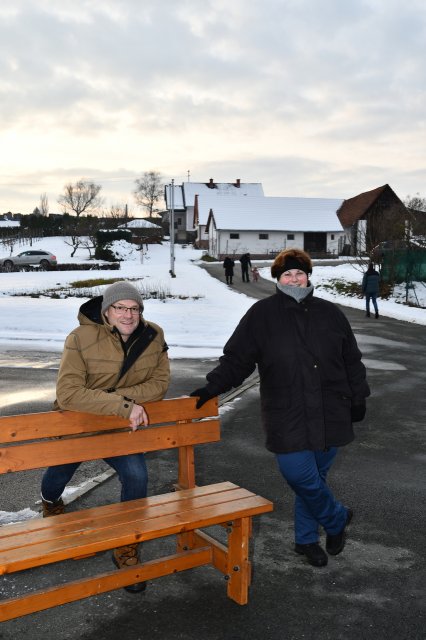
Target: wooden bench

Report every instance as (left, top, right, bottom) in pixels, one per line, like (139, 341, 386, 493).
(0, 396, 273, 621)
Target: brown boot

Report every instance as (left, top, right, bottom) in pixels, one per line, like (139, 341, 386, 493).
(112, 543, 146, 593)
(41, 497, 65, 518)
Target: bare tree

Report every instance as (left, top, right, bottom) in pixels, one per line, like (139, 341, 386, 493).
(107, 203, 131, 222)
(133, 171, 164, 217)
(404, 193, 426, 212)
(58, 179, 103, 218)
(404, 193, 426, 245)
(40, 193, 49, 216)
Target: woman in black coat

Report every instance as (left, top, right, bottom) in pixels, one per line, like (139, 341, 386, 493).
(191, 248, 370, 568)
(223, 256, 235, 285)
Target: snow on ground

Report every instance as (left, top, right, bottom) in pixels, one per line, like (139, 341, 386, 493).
(0, 237, 425, 359)
(261, 265, 426, 325)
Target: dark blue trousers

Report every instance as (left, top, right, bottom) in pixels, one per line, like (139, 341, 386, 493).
(41, 453, 148, 503)
(276, 448, 347, 545)
(365, 293, 379, 315)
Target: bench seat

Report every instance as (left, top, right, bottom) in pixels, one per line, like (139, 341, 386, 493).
(0, 481, 272, 619)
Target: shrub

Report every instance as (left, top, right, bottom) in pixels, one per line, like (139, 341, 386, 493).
(94, 246, 117, 262)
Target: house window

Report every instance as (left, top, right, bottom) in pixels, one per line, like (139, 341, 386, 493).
(287, 234, 295, 240)
(331, 234, 335, 240)
(230, 233, 239, 239)
(259, 233, 269, 240)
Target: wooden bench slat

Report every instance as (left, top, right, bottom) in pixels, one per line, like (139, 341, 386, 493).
(0, 396, 218, 443)
(0, 485, 253, 553)
(0, 548, 213, 622)
(0, 482, 238, 538)
(0, 420, 220, 473)
(0, 494, 273, 574)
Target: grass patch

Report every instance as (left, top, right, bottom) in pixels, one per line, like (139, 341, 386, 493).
(319, 279, 394, 301)
(320, 279, 362, 297)
(69, 277, 122, 288)
(13, 277, 205, 302)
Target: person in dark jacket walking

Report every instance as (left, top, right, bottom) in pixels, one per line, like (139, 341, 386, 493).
(223, 256, 235, 285)
(362, 263, 380, 318)
(190, 248, 370, 568)
(240, 253, 252, 282)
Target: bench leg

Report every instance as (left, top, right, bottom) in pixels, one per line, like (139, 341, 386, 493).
(176, 530, 197, 552)
(226, 516, 251, 605)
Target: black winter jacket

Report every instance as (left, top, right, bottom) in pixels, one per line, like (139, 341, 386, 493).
(205, 289, 370, 453)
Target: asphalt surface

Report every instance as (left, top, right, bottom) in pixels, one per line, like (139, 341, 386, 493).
(0, 265, 425, 640)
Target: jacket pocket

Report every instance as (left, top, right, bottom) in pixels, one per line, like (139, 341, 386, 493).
(323, 390, 352, 423)
(260, 385, 292, 411)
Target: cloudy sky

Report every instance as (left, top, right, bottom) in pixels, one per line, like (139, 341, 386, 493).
(1, 0, 425, 213)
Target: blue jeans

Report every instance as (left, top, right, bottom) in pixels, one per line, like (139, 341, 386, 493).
(276, 448, 347, 545)
(365, 293, 378, 315)
(41, 453, 148, 503)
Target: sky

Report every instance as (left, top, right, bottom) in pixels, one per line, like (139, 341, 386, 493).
(1, 236, 425, 523)
(1, 0, 425, 214)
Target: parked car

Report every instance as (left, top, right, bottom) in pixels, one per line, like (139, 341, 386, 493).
(1, 250, 57, 270)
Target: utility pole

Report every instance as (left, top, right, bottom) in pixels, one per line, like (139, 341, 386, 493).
(169, 179, 176, 277)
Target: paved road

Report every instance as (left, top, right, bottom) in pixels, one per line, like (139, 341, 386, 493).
(0, 267, 425, 640)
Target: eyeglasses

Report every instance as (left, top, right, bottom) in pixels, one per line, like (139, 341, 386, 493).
(110, 304, 141, 315)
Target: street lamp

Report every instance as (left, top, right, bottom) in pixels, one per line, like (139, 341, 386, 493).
(169, 178, 176, 277)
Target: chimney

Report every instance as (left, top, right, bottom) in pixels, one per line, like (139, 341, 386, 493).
(194, 194, 199, 226)
(235, 178, 241, 188)
(208, 178, 215, 189)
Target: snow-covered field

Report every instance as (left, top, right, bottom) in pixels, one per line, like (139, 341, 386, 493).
(0, 237, 425, 358)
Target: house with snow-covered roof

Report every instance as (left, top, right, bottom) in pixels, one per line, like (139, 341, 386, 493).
(0, 220, 20, 228)
(337, 184, 409, 254)
(204, 196, 346, 259)
(118, 218, 163, 244)
(164, 178, 264, 243)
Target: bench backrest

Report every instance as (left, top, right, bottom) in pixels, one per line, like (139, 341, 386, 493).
(0, 397, 219, 489)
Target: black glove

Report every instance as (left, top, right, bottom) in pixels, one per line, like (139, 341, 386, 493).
(351, 402, 366, 423)
(190, 387, 215, 409)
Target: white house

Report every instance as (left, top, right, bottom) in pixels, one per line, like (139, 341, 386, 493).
(118, 218, 163, 244)
(164, 178, 264, 242)
(0, 220, 20, 228)
(204, 196, 346, 258)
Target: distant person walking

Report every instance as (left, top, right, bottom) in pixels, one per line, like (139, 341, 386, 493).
(240, 253, 252, 282)
(223, 256, 235, 285)
(362, 263, 380, 318)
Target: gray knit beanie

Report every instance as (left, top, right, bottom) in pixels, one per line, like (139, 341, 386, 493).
(101, 281, 144, 314)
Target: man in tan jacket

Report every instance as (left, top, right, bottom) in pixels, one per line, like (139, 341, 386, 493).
(41, 280, 170, 592)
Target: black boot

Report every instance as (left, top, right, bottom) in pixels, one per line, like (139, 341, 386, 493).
(326, 508, 353, 556)
(375, 312, 379, 319)
(366, 312, 370, 317)
(295, 542, 328, 567)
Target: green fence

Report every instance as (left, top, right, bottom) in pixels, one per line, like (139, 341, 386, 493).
(381, 249, 426, 283)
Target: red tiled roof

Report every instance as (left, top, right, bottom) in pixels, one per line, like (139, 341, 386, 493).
(337, 185, 389, 227)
